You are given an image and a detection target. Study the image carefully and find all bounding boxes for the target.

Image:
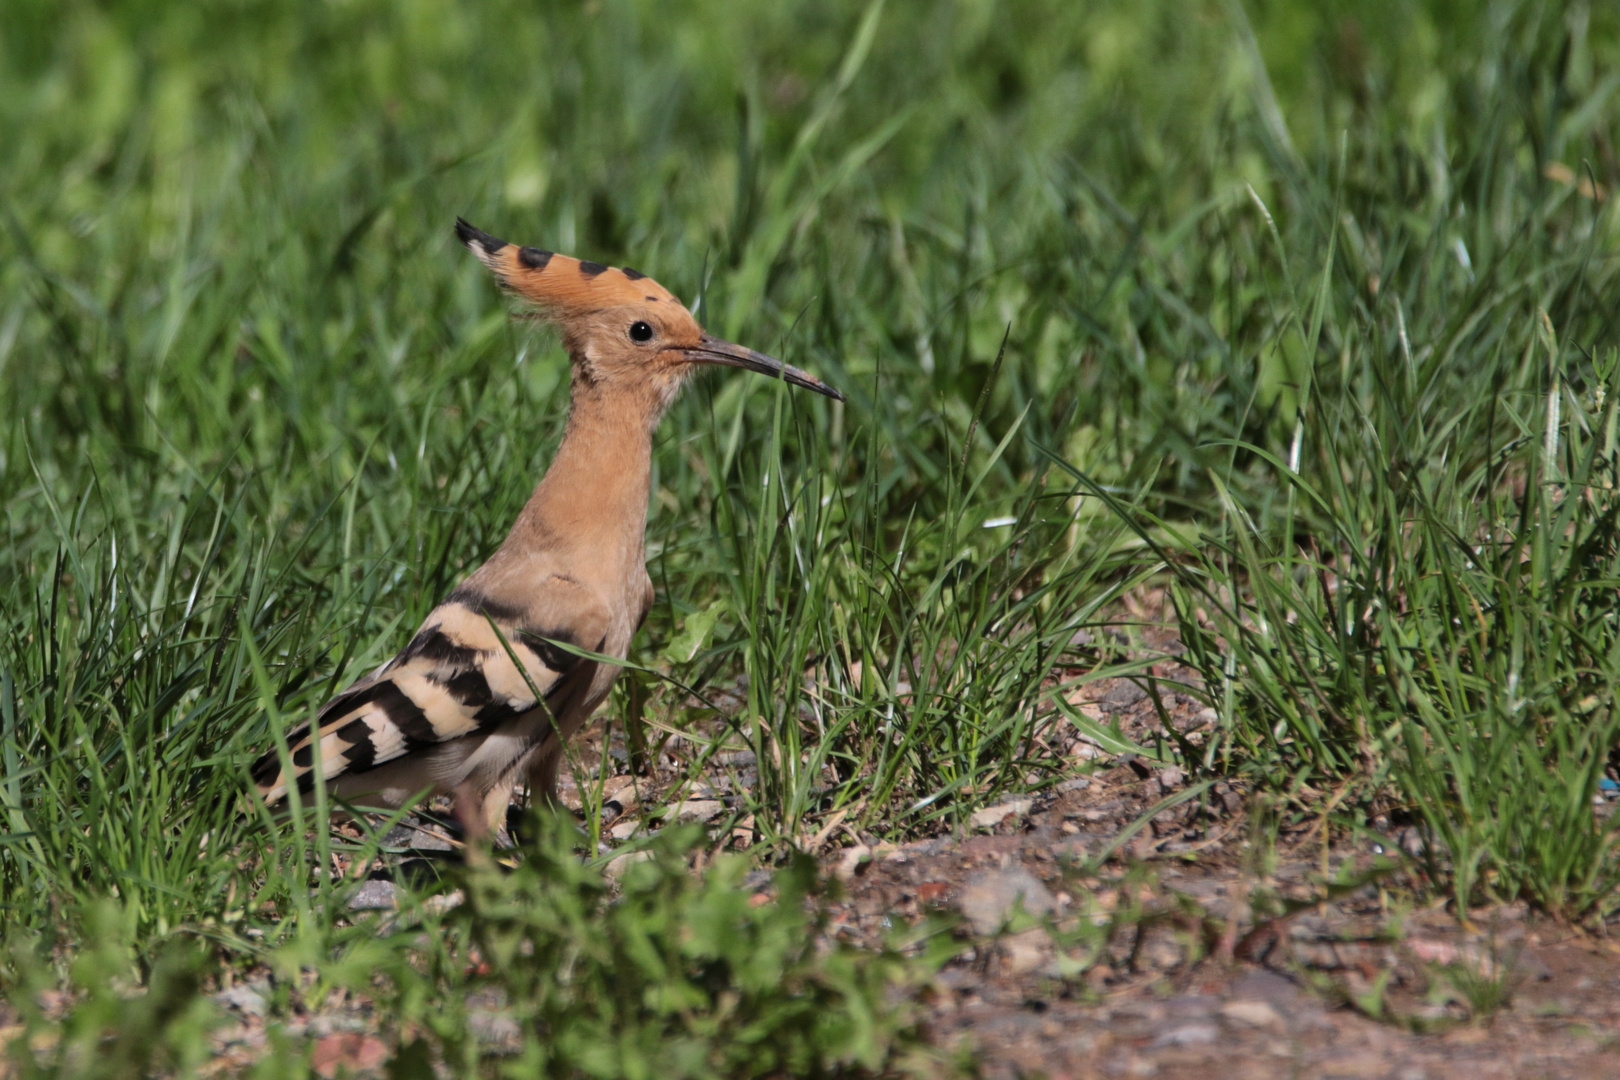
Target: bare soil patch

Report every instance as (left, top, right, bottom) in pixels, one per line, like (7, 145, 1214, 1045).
(807, 652, 1620, 1078)
(827, 760, 1620, 1078)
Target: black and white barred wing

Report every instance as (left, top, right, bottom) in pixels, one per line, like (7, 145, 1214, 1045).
(251, 586, 606, 803)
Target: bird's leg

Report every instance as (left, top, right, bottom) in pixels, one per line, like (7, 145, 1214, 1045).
(451, 779, 515, 848)
(484, 775, 519, 845)
(525, 738, 564, 812)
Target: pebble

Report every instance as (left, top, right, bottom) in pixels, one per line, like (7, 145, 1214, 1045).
(970, 798, 1032, 829)
(380, 822, 457, 852)
(1103, 680, 1148, 708)
(604, 849, 655, 880)
(347, 879, 398, 911)
(665, 799, 724, 823)
(959, 866, 1056, 935)
(1000, 928, 1052, 975)
(1220, 999, 1284, 1029)
(1149, 1022, 1217, 1048)
(598, 781, 639, 823)
(1155, 766, 1184, 795)
(421, 889, 464, 915)
(212, 984, 268, 1017)
(834, 843, 897, 879)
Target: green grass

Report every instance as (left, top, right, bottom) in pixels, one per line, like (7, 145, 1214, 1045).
(8, 820, 956, 1079)
(3, 0, 1620, 1072)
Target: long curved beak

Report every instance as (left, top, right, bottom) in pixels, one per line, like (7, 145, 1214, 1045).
(680, 334, 845, 401)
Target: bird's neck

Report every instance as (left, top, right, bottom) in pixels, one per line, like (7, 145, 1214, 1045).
(504, 366, 668, 574)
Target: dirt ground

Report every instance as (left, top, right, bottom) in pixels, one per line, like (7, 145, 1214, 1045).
(807, 651, 1620, 1079)
(191, 635, 1620, 1078)
(826, 767, 1620, 1079)
(533, 637, 1620, 1078)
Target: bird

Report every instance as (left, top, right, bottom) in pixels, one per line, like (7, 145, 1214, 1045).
(250, 218, 843, 838)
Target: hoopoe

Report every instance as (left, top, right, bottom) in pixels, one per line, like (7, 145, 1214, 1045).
(250, 218, 843, 837)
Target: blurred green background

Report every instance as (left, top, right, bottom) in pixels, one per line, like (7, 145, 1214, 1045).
(7, 0, 1613, 496)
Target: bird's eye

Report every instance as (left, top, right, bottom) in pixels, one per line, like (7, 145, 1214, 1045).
(629, 320, 655, 343)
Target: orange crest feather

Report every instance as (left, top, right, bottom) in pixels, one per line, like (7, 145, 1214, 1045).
(455, 218, 683, 316)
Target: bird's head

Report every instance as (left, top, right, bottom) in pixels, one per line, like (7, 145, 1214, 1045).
(455, 218, 843, 405)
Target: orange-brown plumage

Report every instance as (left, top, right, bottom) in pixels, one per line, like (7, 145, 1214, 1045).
(251, 219, 842, 838)
(457, 219, 684, 315)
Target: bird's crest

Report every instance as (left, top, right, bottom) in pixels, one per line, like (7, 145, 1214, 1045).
(455, 218, 684, 317)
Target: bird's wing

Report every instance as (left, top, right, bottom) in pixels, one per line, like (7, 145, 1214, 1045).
(252, 579, 609, 804)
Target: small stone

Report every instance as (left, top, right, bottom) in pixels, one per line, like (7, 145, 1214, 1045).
(1155, 766, 1185, 795)
(1174, 878, 1224, 901)
(598, 779, 640, 823)
(604, 849, 654, 879)
(1150, 1022, 1217, 1048)
(212, 984, 267, 1018)
(1406, 938, 1459, 965)
(833, 843, 896, 879)
(1055, 777, 1091, 794)
(959, 867, 1056, 935)
(1001, 928, 1053, 975)
(1138, 930, 1185, 971)
(1394, 826, 1432, 856)
(666, 799, 724, 823)
(347, 879, 397, 911)
(1221, 999, 1283, 1029)
(1103, 680, 1148, 708)
(380, 821, 456, 852)
(835, 846, 869, 879)
(970, 798, 1032, 829)
(421, 889, 465, 915)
